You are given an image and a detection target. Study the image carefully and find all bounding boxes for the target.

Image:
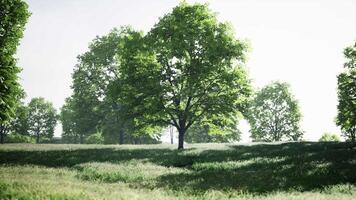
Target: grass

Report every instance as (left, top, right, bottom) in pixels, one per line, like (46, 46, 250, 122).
(0, 142, 356, 199)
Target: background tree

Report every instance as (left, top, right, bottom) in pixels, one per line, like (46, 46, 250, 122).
(112, 3, 252, 149)
(0, 0, 30, 143)
(60, 97, 79, 143)
(27, 97, 58, 143)
(319, 132, 341, 142)
(68, 28, 156, 144)
(185, 120, 241, 143)
(9, 101, 29, 135)
(336, 41, 356, 143)
(247, 82, 303, 142)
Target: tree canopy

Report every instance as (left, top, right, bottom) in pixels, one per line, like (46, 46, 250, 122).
(0, 0, 30, 127)
(27, 97, 58, 143)
(336, 41, 356, 142)
(111, 3, 252, 149)
(247, 82, 303, 142)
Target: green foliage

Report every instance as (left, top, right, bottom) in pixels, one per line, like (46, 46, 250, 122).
(0, 0, 30, 125)
(336, 41, 356, 142)
(1, 143, 356, 199)
(247, 82, 303, 142)
(4, 133, 34, 143)
(86, 132, 104, 144)
(185, 121, 241, 143)
(8, 102, 29, 135)
(319, 132, 341, 142)
(113, 3, 252, 149)
(27, 97, 58, 143)
(60, 97, 80, 143)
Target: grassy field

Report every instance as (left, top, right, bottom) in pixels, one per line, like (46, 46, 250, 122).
(0, 142, 356, 199)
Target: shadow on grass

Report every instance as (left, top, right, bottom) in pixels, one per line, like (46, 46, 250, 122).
(1, 142, 355, 194)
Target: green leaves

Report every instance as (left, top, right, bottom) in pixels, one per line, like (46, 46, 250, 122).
(247, 82, 303, 142)
(0, 0, 30, 125)
(336, 42, 356, 141)
(111, 3, 252, 148)
(27, 97, 58, 143)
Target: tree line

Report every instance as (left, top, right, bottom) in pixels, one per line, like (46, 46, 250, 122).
(0, 1, 355, 148)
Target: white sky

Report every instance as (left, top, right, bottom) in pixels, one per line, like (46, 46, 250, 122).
(17, 0, 356, 141)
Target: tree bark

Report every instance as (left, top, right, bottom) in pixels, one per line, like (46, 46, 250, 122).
(80, 134, 84, 144)
(36, 132, 40, 143)
(178, 128, 185, 150)
(119, 128, 124, 145)
(0, 125, 4, 144)
(170, 126, 174, 144)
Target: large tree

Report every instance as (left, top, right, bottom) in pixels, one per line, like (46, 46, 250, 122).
(113, 3, 252, 149)
(69, 28, 136, 144)
(247, 82, 303, 142)
(336, 42, 356, 142)
(27, 97, 58, 143)
(0, 0, 30, 143)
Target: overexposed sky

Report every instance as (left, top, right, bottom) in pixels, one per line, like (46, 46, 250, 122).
(17, 0, 356, 141)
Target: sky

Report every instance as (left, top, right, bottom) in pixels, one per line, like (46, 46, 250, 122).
(17, 0, 356, 141)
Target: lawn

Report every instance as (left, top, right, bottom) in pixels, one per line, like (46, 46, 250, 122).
(0, 142, 356, 199)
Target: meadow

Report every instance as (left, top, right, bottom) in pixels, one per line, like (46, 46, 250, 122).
(0, 142, 356, 199)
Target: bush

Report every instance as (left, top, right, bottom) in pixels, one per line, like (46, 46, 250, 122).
(5, 133, 35, 143)
(319, 133, 341, 142)
(86, 132, 104, 144)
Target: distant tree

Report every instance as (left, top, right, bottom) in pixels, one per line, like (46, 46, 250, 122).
(86, 132, 104, 144)
(336, 42, 356, 143)
(60, 97, 79, 143)
(319, 132, 341, 142)
(70, 28, 134, 144)
(112, 3, 252, 149)
(0, 0, 30, 143)
(247, 82, 303, 142)
(9, 102, 29, 135)
(27, 97, 58, 143)
(186, 117, 241, 143)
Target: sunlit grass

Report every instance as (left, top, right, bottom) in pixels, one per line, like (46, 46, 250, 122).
(0, 142, 355, 199)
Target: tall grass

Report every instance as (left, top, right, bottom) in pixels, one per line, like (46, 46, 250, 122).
(0, 142, 355, 199)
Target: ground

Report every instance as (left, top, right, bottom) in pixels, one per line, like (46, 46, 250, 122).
(0, 142, 355, 199)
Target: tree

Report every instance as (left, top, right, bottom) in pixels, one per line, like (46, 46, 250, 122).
(27, 97, 58, 143)
(247, 82, 303, 142)
(112, 3, 252, 149)
(9, 102, 29, 135)
(69, 28, 134, 144)
(0, 0, 30, 143)
(336, 42, 356, 143)
(60, 97, 79, 143)
(319, 132, 341, 142)
(185, 121, 241, 143)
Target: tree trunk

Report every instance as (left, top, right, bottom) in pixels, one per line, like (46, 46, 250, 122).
(80, 134, 84, 144)
(119, 128, 124, 145)
(170, 126, 174, 144)
(0, 126, 4, 144)
(36, 132, 40, 143)
(178, 128, 185, 150)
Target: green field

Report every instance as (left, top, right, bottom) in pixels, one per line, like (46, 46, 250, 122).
(1, 142, 356, 199)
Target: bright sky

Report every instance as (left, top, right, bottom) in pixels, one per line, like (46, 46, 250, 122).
(17, 0, 356, 141)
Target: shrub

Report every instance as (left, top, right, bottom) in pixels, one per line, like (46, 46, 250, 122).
(5, 133, 35, 143)
(86, 132, 104, 144)
(319, 133, 341, 142)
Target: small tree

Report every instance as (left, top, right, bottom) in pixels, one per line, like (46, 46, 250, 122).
(319, 132, 341, 142)
(336, 42, 356, 143)
(247, 82, 303, 142)
(28, 97, 58, 143)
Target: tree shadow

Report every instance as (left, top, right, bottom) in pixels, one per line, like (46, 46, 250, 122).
(1, 142, 355, 195)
